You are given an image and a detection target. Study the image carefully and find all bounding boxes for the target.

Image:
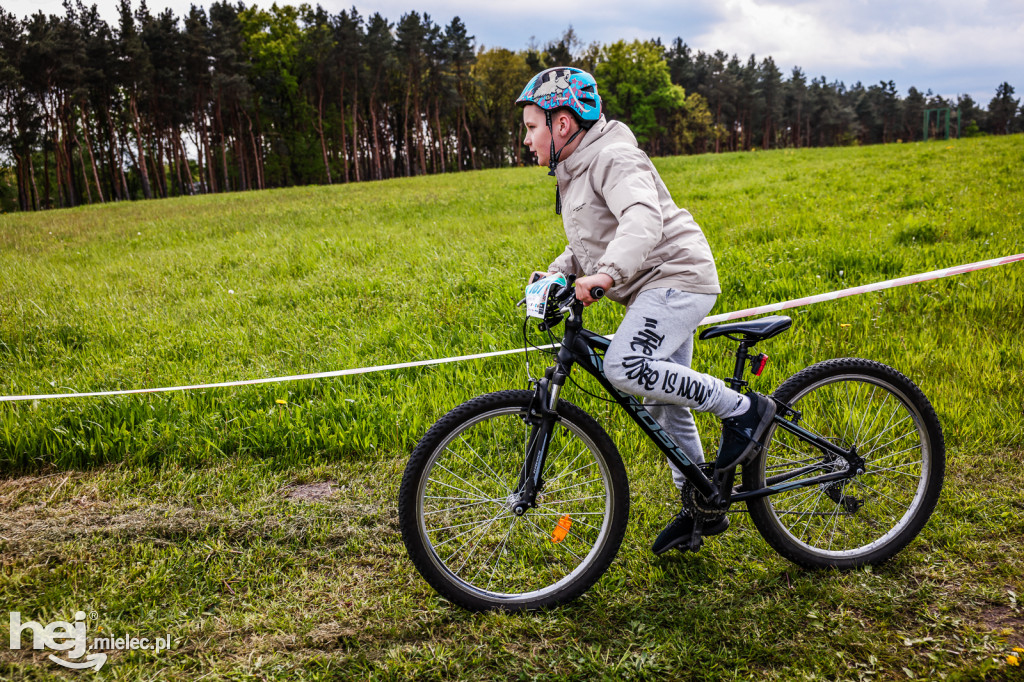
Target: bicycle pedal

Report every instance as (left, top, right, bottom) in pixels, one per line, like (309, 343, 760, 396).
(685, 531, 704, 553)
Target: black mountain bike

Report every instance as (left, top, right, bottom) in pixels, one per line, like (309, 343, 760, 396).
(398, 278, 945, 611)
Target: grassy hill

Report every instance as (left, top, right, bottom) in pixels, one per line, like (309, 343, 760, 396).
(1, 136, 1022, 680)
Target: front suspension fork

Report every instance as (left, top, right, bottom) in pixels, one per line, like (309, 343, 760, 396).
(514, 372, 563, 514)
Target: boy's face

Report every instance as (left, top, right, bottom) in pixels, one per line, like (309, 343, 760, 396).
(522, 104, 551, 166)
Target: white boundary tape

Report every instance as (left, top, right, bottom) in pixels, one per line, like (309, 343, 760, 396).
(699, 252, 1024, 325)
(2, 253, 1021, 404)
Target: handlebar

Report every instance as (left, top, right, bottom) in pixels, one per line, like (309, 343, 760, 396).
(517, 278, 605, 311)
(550, 282, 604, 308)
(528, 272, 605, 302)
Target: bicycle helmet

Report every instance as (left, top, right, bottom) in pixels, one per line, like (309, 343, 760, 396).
(516, 67, 602, 126)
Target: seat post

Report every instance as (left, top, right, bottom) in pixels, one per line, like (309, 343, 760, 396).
(727, 340, 753, 392)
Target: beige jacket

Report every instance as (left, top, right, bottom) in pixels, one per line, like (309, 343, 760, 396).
(547, 116, 720, 305)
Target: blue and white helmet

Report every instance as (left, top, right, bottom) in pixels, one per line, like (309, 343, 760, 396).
(516, 67, 601, 126)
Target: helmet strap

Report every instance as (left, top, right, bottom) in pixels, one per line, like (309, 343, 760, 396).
(546, 110, 557, 177)
(545, 109, 586, 215)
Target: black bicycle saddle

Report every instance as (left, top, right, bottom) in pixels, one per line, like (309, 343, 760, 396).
(698, 315, 792, 343)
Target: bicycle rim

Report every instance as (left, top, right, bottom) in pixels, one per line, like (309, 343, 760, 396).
(758, 373, 933, 560)
(414, 405, 615, 604)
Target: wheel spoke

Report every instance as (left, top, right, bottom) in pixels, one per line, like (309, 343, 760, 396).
(543, 476, 604, 496)
(453, 434, 514, 496)
(853, 384, 878, 444)
(523, 515, 586, 563)
(424, 476, 495, 502)
(864, 441, 922, 465)
(851, 478, 912, 509)
(540, 493, 607, 504)
(860, 390, 893, 445)
(476, 517, 521, 588)
(766, 435, 824, 465)
(424, 499, 503, 514)
(772, 485, 826, 512)
(867, 461, 923, 479)
(861, 412, 915, 456)
(430, 509, 513, 551)
(543, 442, 590, 485)
(450, 509, 513, 576)
(796, 486, 828, 541)
(432, 462, 496, 503)
(532, 509, 604, 533)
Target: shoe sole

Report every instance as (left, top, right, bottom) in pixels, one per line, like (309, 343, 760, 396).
(652, 517, 730, 556)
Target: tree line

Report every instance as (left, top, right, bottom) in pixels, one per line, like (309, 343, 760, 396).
(1, 1, 1021, 212)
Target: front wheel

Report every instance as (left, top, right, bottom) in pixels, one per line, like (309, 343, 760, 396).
(744, 358, 945, 569)
(398, 390, 629, 611)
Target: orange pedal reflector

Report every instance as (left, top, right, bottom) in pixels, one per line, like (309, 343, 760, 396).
(550, 514, 573, 543)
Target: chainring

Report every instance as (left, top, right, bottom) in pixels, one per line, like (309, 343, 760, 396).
(679, 476, 728, 526)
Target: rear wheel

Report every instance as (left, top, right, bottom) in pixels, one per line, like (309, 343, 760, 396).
(398, 390, 629, 611)
(744, 359, 944, 569)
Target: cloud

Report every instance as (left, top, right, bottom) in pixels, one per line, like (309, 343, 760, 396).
(679, 0, 1024, 98)
(347, 0, 722, 50)
(693, 0, 1024, 74)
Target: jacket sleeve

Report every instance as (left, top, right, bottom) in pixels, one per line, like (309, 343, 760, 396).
(547, 244, 582, 278)
(592, 146, 664, 286)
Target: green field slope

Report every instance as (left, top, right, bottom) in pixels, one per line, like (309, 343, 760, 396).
(1, 136, 1022, 680)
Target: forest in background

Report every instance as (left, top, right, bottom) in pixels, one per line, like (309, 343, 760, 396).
(0, 0, 1021, 212)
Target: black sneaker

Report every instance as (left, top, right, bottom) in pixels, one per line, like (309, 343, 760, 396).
(715, 392, 777, 470)
(651, 510, 729, 555)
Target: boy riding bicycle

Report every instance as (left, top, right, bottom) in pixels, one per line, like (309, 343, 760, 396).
(517, 67, 777, 554)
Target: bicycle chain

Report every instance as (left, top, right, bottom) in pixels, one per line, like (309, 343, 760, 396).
(679, 477, 727, 525)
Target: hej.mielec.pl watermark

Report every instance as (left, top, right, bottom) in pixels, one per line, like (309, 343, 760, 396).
(8, 610, 172, 671)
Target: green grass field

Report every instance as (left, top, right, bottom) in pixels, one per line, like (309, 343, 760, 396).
(1, 135, 1023, 680)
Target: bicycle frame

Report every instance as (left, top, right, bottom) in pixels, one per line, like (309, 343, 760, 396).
(516, 300, 865, 514)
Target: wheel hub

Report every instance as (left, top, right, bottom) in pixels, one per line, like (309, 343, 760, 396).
(506, 493, 531, 516)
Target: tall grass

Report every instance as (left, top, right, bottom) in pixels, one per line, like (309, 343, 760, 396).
(1, 136, 1021, 470)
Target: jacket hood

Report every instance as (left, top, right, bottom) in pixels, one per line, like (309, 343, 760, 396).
(556, 116, 639, 181)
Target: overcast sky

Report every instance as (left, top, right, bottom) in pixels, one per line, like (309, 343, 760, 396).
(6, 0, 1022, 103)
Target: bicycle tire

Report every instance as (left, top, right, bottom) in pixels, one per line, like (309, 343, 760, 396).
(743, 358, 945, 569)
(398, 390, 629, 611)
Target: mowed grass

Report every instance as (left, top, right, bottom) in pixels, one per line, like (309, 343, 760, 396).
(1, 135, 1023, 680)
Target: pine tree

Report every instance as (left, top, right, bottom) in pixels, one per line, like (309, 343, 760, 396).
(988, 82, 1020, 134)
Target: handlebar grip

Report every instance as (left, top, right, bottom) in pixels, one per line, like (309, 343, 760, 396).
(591, 286, 605, 300)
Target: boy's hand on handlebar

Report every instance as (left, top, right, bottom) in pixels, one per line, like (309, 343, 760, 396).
(575, 274, 613, 306)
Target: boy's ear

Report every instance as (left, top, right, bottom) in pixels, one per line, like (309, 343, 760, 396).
(557, 110, 575, 134)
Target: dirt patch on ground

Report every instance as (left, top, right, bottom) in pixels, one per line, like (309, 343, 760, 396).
(0, 496, 386, 558)
(0, 472, 93, 511)
(0, 501, 223, 548)
(304, 622, 363, 648)
(980, 604, 1024, 648)
(281, 481, 338, 503)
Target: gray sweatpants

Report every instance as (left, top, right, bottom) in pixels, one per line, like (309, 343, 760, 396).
(604, 288, 743, 490)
